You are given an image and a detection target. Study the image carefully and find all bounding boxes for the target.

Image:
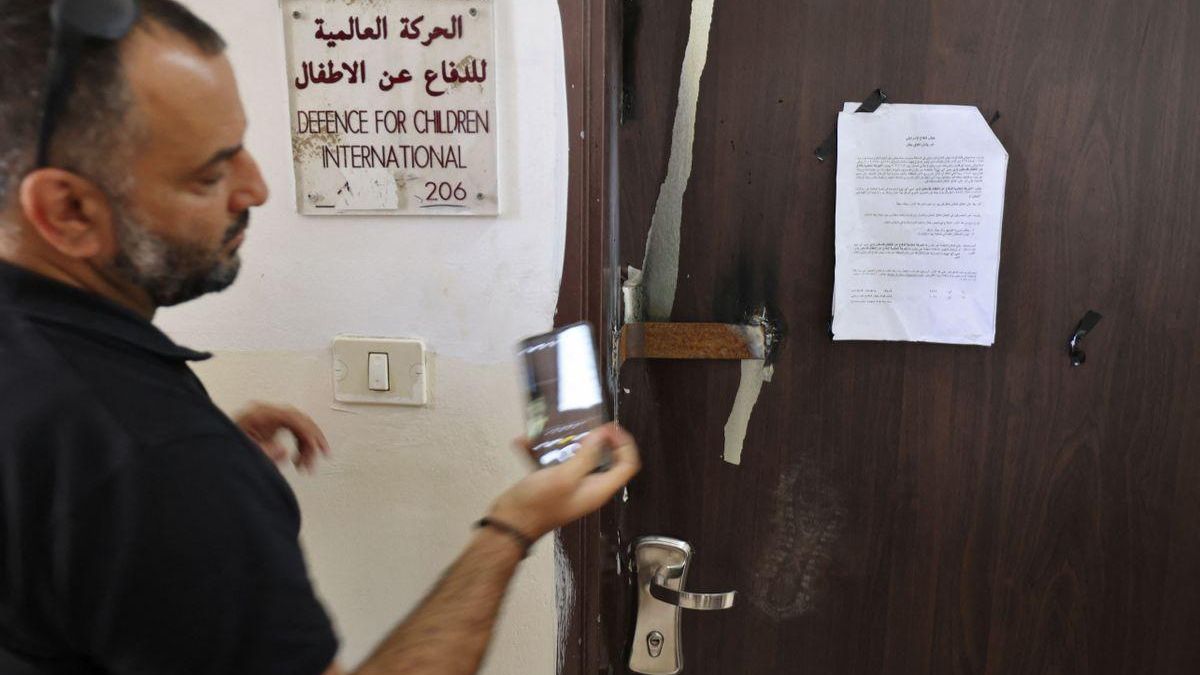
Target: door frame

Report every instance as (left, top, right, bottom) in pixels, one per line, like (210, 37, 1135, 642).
(555, 1, 621, 674)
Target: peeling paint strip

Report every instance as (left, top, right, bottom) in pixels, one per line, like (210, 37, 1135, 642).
(722, 360, 773, 465)
(622, 266, 644, 324)
(640, 0, 716, 321)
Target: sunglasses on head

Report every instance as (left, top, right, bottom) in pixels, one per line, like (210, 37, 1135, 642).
(36, 0, 140, 168)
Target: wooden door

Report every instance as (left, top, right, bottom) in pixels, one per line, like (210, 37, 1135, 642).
(603, 0, 1200, 673)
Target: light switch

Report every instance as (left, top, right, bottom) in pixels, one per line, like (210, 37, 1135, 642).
(332, 336, 428, 406)
(367, 352, 390, 391)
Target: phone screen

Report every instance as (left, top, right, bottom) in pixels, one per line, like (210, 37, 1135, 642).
(518, 323, 607, 467)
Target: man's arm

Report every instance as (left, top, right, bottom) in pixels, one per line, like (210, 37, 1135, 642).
(324, 424, 640, 675)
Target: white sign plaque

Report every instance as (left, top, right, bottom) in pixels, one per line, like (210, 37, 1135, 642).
(281, 0, 498, 216)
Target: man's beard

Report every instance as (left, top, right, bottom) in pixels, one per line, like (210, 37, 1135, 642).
(109, 205, 248, 308)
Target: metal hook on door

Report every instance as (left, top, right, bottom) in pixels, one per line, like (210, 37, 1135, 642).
(1068, 310, 1103, 367)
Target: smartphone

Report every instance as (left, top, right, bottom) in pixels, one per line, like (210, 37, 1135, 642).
(518, 322, 608, 468)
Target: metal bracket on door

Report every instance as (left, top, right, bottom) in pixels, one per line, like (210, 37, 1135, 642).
(617, 317, 776, 370)
(629, 537, 737, 675)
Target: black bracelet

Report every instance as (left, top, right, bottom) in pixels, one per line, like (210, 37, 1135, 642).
(475, 517, 534, 558)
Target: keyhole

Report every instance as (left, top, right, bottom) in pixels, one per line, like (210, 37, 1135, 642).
(647, 631, 664, 658)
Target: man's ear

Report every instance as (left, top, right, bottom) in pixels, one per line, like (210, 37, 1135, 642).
(18, 169, 115, 260)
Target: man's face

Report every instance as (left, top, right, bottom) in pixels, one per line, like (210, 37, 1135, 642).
(107, 24, 268, 307)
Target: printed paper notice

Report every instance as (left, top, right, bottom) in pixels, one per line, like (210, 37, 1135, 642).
(832, 104, 1008, 345)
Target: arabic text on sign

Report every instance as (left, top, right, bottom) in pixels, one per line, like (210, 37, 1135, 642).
(313, 14, 464, 47)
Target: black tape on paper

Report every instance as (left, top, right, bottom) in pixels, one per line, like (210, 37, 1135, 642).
(814, 88, 888, 163)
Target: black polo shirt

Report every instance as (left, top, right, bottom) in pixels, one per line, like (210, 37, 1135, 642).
(0, 261, 338, 674)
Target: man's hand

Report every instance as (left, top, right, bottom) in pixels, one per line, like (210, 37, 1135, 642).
(487, 423, 641, 541)
(234, 402, 330, 473)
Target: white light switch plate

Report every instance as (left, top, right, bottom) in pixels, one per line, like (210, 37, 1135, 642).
(332, 336, 427, 405)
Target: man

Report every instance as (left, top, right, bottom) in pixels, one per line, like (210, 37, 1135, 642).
(0, 1, 640, 673)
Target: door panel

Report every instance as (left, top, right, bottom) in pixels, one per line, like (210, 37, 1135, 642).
(608, 0, 1200, 673)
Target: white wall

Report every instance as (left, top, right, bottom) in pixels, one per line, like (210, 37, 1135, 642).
(158, 1, 569, 672)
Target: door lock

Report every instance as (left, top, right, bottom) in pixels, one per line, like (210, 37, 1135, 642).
(629, 537, 736, 674)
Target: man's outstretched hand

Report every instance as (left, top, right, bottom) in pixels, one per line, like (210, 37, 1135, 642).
(487, 423, 641, 541)
(234, 402, 331, 473)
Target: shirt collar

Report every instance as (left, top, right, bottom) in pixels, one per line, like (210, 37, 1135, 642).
(0, 260, 212, 362)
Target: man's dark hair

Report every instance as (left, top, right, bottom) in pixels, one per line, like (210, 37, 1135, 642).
(0, 0, 225, 211)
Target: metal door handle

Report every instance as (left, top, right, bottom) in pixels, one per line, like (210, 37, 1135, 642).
(649, 564, 737, 610)
(629, 537, 736, 674)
